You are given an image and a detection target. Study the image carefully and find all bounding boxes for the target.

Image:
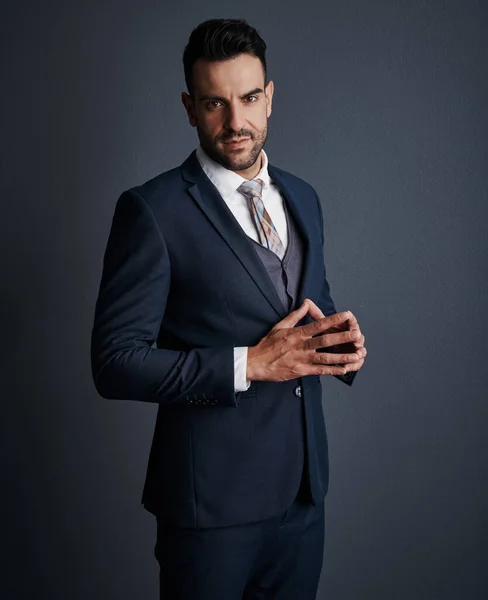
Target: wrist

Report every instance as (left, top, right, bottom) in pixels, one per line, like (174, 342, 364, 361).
(246, 345, 261, 382)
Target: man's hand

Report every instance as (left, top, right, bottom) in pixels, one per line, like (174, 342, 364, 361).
(307, 300, 366, 375)
(246, 299, 367, 382)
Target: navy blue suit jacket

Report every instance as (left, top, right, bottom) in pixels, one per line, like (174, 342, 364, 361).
(91, 150, 353, 528)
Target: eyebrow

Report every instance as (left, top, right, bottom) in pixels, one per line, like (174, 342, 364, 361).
(197, 88, 264, 103)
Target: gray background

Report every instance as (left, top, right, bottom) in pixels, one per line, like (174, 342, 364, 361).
(2, 0, 487, 598)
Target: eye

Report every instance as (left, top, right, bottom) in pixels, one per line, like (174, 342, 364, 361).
(246, 95, 258, 103)
(206, 100, 222, 110)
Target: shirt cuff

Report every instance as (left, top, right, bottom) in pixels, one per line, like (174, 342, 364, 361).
(233, 347, 251, 392)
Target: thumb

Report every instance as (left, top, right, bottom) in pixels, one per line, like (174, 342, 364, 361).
(273, 299, 311, 331)
(305, 298, 325, 321)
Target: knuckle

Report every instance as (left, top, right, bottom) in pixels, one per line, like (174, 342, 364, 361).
(284, 330, 295, 343)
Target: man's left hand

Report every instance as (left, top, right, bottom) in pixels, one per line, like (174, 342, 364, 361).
(306, 300, 366, 373)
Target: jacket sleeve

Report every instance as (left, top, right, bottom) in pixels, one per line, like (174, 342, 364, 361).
(314, 190, 357, 387)
(90, 189, 238, 406)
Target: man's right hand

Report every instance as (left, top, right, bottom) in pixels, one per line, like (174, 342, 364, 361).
(246, 299, 366, 382)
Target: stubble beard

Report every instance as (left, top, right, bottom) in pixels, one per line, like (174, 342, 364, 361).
(198, 123, 268, 172)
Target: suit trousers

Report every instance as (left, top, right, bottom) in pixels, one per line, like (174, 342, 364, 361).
(154, 479, 325, 600)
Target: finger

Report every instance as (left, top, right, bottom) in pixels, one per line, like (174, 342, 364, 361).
(352, 334, 365, 349)
(312, 351, 360, 365)
(304, 298, 325, 321)
(345, 312, 359, 328)
(273, 299, 311, 331)
(306, 329, 359, 350)
(352, 343, 366, 358)
(340, 311, 359, 331)
(322, 314, 360, 334)
(311, 325, 342, 338)
(342, 358, 365, 372)
(353, 347, 367, 360)
(300, 311, 353, 337)
(308, 365, 348, 376)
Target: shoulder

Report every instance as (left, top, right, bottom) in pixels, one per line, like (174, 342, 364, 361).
(110, 155, 195, 234)
(268, 164, 319, 198)
(126, 164, 184, 210)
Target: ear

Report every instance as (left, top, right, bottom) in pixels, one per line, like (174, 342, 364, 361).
(264, 80, 274, 118)
(181, 92, 197, 127)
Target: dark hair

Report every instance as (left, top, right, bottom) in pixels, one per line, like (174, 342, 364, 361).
(183, 19, 267, 93)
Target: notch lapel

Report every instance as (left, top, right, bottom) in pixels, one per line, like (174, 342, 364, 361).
(181, 152, 287, 319)
(267, 166, 316, 304)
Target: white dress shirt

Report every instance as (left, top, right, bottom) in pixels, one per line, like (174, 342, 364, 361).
(195, 145, 288, 392)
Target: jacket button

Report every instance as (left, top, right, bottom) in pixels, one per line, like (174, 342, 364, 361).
(294, 385, 302, 398)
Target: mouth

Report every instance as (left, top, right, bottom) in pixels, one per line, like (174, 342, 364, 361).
(221, 137, 251, 148)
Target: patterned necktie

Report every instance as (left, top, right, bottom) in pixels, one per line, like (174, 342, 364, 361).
(237, 178, 285, 260)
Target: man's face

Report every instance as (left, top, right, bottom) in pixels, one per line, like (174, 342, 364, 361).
(182, 53, 274, 175)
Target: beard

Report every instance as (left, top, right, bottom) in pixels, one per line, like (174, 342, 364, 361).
(197, 122, 268, 172)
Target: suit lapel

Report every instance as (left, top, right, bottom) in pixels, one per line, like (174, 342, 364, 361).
(181, 152, 287, 319)
(267, 165, 316, 304)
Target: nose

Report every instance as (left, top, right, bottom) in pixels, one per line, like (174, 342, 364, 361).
(224, 102, 246, 134)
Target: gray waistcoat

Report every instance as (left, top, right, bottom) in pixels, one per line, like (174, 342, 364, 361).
(250, 203, 305, 312)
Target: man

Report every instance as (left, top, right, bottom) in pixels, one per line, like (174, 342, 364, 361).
(91, 18, 366, 600)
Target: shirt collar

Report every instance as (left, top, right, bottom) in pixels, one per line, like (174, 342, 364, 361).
(196, 144, 271, 201)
